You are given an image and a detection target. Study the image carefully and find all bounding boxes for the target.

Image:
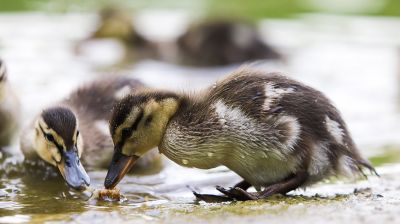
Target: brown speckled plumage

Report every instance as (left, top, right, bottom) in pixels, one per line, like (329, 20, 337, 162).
(163, 70, 375, 184)
(108, 68, 376, 200)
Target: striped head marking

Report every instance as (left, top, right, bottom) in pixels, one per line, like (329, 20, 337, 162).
(105, 91, 180, 189)
(109, 91, 180, 157)
(35, 106, 89, 189)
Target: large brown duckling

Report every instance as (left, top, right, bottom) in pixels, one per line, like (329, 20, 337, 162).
(20, 77, 161, 190)
(0, 59, 20, 150)
(176, 20, 281, 66)
(104, 68, 376, 201)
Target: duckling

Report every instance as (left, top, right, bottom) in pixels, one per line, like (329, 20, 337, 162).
(86, 7, 158, 60)
(0, 59, 20, 149)
(104, 68, 377, 201)
(20, 77, 161, 190)
(176, 20, 281, 66)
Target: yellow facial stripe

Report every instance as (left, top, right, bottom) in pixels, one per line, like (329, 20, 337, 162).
(38, 119, 66, 150)
(113, 107, 141, 144)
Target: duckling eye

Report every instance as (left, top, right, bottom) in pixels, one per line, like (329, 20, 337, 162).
(76, 130, 80, 138)
(45, 133, 55, 142)
(145, 115, 153, 126)
(121, 128, 132, 139)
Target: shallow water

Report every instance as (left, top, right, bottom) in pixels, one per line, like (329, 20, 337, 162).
(1, 12, 400, 223)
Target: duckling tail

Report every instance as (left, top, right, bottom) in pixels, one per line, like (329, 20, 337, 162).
(339, 139, 379, 178)
(356, 158, 380, 178)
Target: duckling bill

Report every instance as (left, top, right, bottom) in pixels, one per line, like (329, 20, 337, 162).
(105, 68, 376, 201)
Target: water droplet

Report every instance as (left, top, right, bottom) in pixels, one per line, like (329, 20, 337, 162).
(182, 159, 189, 165)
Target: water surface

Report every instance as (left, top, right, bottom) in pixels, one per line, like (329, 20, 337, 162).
(1, 12, 400, 223)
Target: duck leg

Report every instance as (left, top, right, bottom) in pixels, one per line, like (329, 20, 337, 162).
(221, 171, 309, 201)
(193, 180, 251, 202)
(192, 191, 233, 203)
(215, 180, 251, 200)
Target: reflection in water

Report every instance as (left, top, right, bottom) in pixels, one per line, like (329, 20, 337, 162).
(0, 155, 174, 217)
(0, 159, 84, 217)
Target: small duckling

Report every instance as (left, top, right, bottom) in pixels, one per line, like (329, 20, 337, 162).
(0, 59, 20, 149)
(176, 20, 281, 66)
(104, 68, 376, 201)
(20, 77, 160, 190)
(87, 7, 158, 60)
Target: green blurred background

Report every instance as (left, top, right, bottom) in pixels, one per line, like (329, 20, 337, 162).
(1, 0, 399, 18)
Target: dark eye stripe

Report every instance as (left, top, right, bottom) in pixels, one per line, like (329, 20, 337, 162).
(119, 110, 144, 145)
(145, 115, 153, 126)
(131, 110, 144, 132)
(39, 125, 64, 152)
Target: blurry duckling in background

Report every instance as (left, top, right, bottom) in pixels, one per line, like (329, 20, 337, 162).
(176, 20, 281, 66)
(82, 7, 281, 67)
(0, 59, 20, 152)
(20, 77, 162, 190)
(84, 7, 158, 61)
(104, 68, 376, 201)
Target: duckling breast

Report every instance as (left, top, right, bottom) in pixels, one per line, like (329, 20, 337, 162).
(160, 120, 223, 169)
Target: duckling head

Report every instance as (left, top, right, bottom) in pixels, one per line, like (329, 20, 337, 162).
(92, 7, 136, 43)
(104, 91, 180, 189)
(34, 106, 90, 190)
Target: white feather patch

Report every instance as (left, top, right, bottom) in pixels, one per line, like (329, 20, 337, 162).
(308, 142, 330, 176)
(263, 83, 294, 110)
(325, 115, 344, 144)
(214, 100, 251, 129)
(114, 85, 132, 100)
(276, 115, 300, 150)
